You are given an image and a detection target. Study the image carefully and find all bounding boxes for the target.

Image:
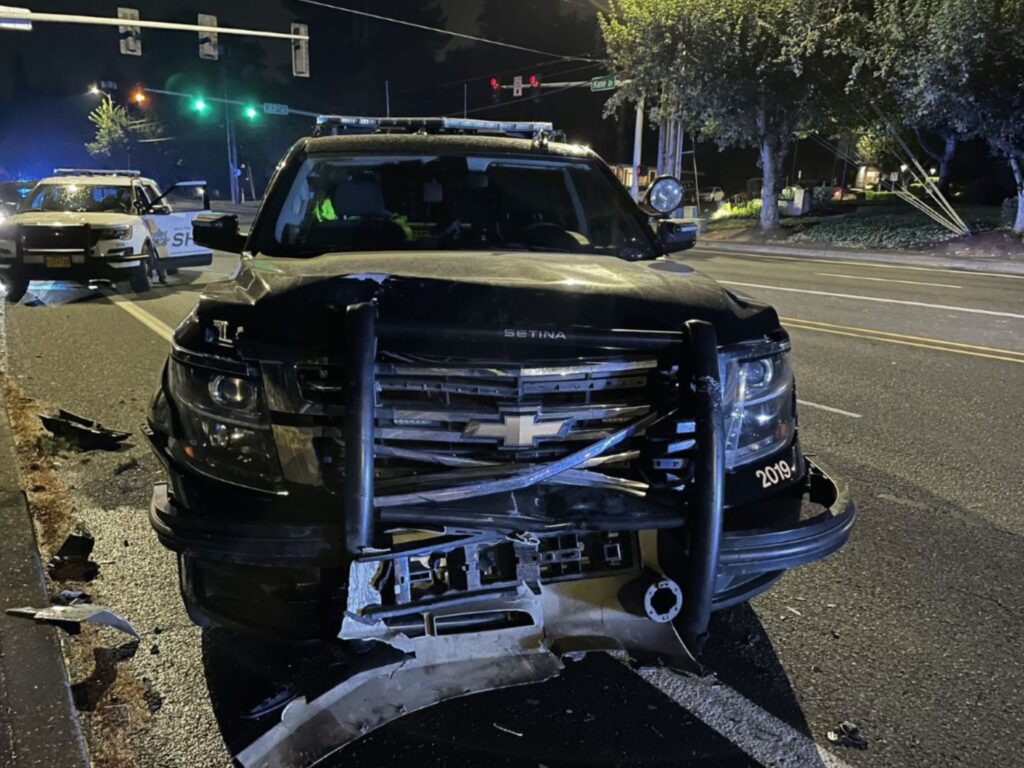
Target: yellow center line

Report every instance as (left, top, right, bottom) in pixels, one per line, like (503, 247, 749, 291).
(104, 291, 175, 342)
(783, 322, 1024, 364)
(779, 316, 1024, 357)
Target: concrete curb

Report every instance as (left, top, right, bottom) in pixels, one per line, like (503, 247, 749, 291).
(0, 342, 90, 766)
(694, 240, 1024, 276)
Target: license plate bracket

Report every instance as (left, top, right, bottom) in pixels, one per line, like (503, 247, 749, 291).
(44, 255, 72, 268)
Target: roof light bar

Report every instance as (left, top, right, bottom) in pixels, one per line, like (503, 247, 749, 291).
(52, 168, 141, 177)
(313, 115, 556, 137)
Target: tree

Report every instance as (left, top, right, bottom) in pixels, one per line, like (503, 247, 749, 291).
(85, 98, 162, 168)
(866, 0, 979, 192)
(966, 0, 1024, 234)
(601, 0, 862, 231)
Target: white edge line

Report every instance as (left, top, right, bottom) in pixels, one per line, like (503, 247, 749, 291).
(798, 399, 862, 419)
(721, 280, 1024, 320)
(691, 246, 1024, 280)
(636, 668, 857, 768)
(813, 272, 962, 289)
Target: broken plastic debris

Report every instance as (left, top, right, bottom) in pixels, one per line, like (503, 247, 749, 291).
(243, 686, 298, 720)
(39, 409, 130, 451)
(493, 722, 523, 737)
(826, 721, 867, 750)
(51, 590, 92, 606)
(6, 604, 139, 639)
(47, 528, 100, 581)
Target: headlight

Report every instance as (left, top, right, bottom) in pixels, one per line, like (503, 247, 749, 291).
(165, 350, 281, 486)
(719, 337, 795, 470)
(98, 225, 133, 240)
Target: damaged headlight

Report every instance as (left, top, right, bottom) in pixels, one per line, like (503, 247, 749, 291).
(719, 337, 795, 470)
(166, 349, 281, 486)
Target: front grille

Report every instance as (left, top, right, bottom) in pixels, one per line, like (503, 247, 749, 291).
(374, 356, 657, 464)
(20, 225, 99, 251)
(289, 353, 693, 494)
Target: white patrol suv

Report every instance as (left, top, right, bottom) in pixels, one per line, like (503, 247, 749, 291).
(0, 169, 213, 302)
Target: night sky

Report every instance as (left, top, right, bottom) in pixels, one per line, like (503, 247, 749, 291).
(0, 1, 1008, 199)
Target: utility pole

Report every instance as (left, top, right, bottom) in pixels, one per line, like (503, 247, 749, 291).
(463, 82, 468, 118)
(631, 99, 644, 201)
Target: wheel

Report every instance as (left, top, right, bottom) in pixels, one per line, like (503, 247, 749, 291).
(129, 266, 151, 293)
(2, 277, 28, 304)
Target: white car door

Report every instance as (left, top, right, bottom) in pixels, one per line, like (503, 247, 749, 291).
(140, 181, 211, 263)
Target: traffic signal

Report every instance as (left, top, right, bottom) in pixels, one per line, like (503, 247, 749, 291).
(489, 77, 500, 90)
(131, 89, 147, 105)
(490, 77, 501, 103)
(192, 97, 208, 113)
(243, 105, 259, 120)
(529, 74, 540, 89)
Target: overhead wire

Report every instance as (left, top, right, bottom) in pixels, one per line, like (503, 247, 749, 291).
(296, 0, 601, 62)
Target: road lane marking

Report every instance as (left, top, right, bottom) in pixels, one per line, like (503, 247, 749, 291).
(783, 320, 1024, 365)
(722, 280, 1024, 320)
(797, 399, 862, 418)
(637, 669, 856, 768)
(814, 272, 962, 289)
(105, 292, 175, 342)
(780, 317, 1024, 357)
(691, 246, 1024, 280)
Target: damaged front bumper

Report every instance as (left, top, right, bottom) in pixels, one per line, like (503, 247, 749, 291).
(226, 460, 853, 768)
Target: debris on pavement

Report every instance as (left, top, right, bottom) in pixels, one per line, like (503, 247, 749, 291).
(493, 723, 524, 738)
(242, 686, 298, 720)
(38, 409, 130, 451)
(47, 527, 100, 581)
(6, 603, 140, 640)
(51, 590, 92, 606)
(113, 457, 139, 475)
(827, 721, 868, 750)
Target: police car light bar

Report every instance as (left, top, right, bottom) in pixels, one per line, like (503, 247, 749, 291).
(53, 168, 141, 177)
(314, 115, 555, 137)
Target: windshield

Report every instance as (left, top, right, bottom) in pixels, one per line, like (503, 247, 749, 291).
(23, 183, 136, 214)
(263, 153, 657, 260)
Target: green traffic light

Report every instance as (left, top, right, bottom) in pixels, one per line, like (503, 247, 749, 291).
(243, 105, 258, 120)
(192, 97, 207, 113)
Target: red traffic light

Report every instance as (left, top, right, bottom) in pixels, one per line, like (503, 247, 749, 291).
(489, 77, 500, 90)
(529, 74, 540, 88)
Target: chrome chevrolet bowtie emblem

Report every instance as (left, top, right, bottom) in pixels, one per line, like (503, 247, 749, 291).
(464, 413, 571, 448)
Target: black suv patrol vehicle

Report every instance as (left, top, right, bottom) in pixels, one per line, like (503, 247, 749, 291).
(145, 116, 854, 759)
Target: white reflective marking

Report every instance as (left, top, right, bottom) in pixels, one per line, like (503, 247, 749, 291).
(691, 246, 1024, 280)
(105, 292, 174, 342)
(721, 281, 1024, 320)
(798, 399, 862, 419)
(814, 272, 962, 289)
(637, 669, 856, 768)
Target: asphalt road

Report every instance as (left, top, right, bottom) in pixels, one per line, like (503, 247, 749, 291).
(1, 244, 1022, 768)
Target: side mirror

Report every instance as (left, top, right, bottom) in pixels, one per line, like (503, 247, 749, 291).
(658, 219, 697, 254)
(641, 176, 684, 215)
(193, 213, 246, 254)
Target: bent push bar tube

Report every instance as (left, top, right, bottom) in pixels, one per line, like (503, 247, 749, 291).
(344, 303, 378, 554)
(677, 319, 725, 653)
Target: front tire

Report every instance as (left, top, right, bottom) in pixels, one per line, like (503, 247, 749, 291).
(129, 266, 151, 293)
(2, 277, 29, 304)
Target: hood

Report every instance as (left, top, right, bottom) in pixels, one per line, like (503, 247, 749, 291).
(180, 251, 780, 354)
(10, 211, 137, 227)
